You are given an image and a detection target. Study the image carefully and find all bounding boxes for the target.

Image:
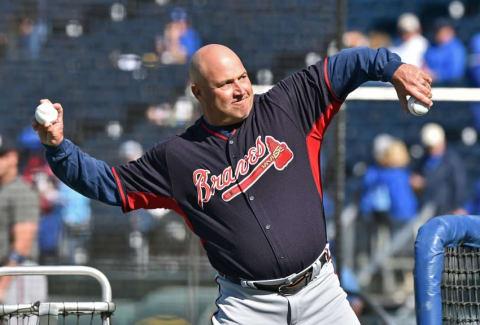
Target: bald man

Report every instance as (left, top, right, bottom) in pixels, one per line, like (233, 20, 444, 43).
(34, 44, 432, 324)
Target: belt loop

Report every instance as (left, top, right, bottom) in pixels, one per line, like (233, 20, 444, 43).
(240, 280, 257, 289)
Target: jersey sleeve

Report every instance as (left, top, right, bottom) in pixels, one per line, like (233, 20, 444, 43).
(259, 46, 402, 137)
(327, 47, 403, 99)
(112, 141, 175, 212)
(45, 139, 122, 205)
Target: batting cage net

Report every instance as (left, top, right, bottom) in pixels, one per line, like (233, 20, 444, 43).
(1, 0, 480, 324)
(415, 215, 480, 325)
(442, 245, 480, 324)
(0, 302, 114, 325)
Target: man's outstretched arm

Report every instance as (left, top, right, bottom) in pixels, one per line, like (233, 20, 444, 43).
(327, 46, 432, 113)
(33, 99, 121, 205)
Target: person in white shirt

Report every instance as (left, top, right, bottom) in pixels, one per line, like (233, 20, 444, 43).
(390, 13, 428, 68)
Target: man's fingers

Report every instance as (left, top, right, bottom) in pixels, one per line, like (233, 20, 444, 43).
(32, 119, 39, 130)
(53, 103, 63, 123)
(397, 92, 409, 114)
(410, 87, 433, 107)
(424, 74, 433, 85)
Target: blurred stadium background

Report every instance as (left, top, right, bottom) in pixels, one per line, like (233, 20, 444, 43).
(2, 0, 480, 324)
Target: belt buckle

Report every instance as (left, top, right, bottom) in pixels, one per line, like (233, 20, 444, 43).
(277, 271, 310, 296)
(277, 283, 291, 295)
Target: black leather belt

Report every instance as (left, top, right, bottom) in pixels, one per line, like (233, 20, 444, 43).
(222, 252, 330, 296)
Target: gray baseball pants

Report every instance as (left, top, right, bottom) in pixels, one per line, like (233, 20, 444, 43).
(211, 261, 360, 324)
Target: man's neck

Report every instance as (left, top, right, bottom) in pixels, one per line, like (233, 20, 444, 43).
(0, 170, 17, 185)
(201, 116, 242, 137)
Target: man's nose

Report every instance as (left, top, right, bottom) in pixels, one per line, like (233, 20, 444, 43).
(232, 81, 245, 96)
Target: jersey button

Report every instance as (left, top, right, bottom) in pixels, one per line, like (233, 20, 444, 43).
(265, 224, 271, 230)
(249, 195, 255, 201)
(229, 140, 234, 145)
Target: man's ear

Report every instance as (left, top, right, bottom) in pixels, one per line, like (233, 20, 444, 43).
(191, 83, 201, 100)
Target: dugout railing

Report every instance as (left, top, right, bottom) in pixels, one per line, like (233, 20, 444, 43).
(0, 265, 115, 325)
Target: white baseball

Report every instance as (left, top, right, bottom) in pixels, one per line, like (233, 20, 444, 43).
(408, 96, 430, 116)
(35, 102, 58, 125)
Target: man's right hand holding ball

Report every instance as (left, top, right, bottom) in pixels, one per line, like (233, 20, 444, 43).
(32, 99, 64, 147)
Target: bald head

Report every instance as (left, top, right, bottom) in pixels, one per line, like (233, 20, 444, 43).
(189, 44, 253, 126)
(189, 44, 244, 85)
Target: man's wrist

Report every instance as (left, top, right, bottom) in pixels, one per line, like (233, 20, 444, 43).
(44, 138, 67, 154)
(8, 251, 25, 264)
(383, 61, 404, 82)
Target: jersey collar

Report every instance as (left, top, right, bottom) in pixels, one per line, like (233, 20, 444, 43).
(199, 116, 239, 140)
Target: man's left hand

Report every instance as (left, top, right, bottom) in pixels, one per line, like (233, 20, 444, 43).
(392, 64, 433, 114)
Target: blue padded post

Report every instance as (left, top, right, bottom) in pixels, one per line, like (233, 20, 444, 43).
(414, 214, 480, 325)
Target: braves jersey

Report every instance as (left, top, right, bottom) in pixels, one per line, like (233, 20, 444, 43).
(46, 47, 402, 280)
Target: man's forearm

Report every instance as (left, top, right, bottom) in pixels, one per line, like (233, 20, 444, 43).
(45, 139, 122, 205)
(12, 222, 37, 257)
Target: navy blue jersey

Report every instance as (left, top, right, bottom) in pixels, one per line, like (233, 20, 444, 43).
(46, 47, 402, 280)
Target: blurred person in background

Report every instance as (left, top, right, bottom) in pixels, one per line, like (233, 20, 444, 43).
(0, 133, 47, 305)
(156, 7, 202, 65)
(368, 30, 392, 50)
(18, 126, 62, 265)
(6, 13, 47, 61)
(411, 123, 467, 215)
(390, 13, 428, 68)
(57, 181, 91, 265)
(342, 30, 369, 48)
(464, 179, 480, 215)
(119, 140, 156, 265)
(361, 135, 418, 235)
(462, 32, 480, 213)
(423, 18, 466, 85)
(468, 33, 480, 132)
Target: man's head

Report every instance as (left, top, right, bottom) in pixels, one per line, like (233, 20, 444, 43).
(397, 13, 422, 41)
(0, 134, 19, 184)
(119, 140, 143, 163)
(190, 44, 254, 126)
(421, 122, 446, 156)
(434, 18, 455, 45)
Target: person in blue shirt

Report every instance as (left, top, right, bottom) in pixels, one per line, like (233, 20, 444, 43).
(361, 136, 418, 230)
(411, 123, 467, 215)
(468, 33, 480, 132)
(156, 7, 202, 65)
(423, 18, 466, 85)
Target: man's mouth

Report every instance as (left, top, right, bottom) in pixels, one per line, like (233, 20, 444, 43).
(232, 96, 248, 104)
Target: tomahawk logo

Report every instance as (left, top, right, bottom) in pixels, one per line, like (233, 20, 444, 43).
(193, 136, 294, 207)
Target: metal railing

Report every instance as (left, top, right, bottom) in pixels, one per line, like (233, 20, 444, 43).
(0, 265, 115, 325)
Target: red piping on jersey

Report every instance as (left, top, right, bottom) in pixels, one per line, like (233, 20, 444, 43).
(200, 122, 237, 140)
(324, 58, 343, 103)
(111, 167, 128, 211)
(126, 191, 205, 244)
(305, 60, 343, 198)
(112, 168, 205, 244)
(306, 100, 343, 198)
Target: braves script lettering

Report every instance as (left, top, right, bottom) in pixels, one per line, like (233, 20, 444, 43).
(193, 136, 294, 207)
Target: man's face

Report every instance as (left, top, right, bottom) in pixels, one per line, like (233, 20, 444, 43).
(193, 50, 254, 126)
(0, 151, 17, 181)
